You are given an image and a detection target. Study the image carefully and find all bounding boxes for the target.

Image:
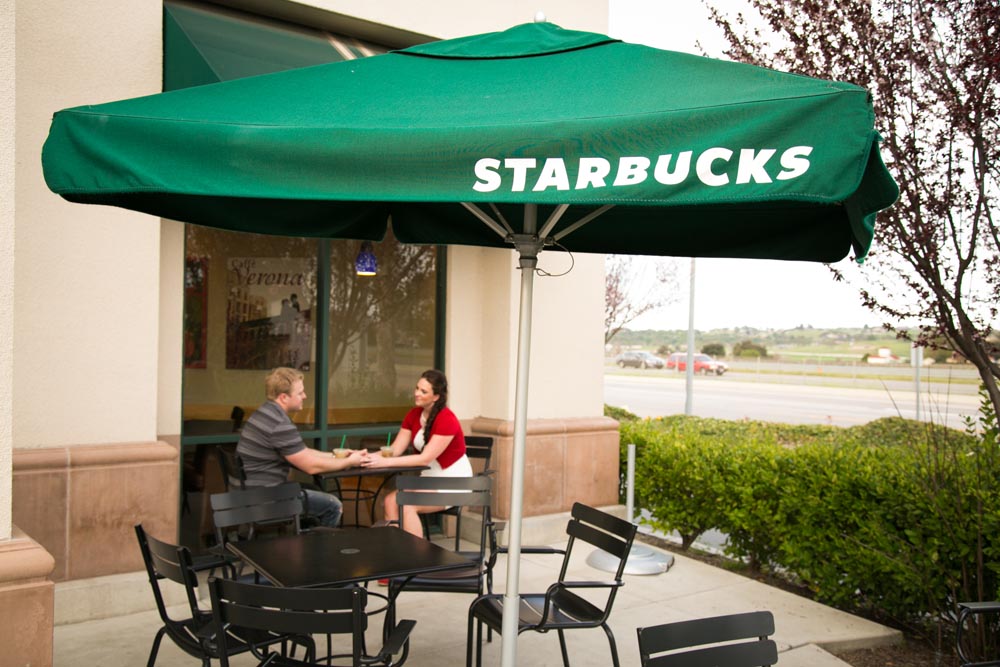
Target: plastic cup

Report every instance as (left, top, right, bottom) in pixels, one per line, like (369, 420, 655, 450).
(334, 449, 350, 459)
(380, 446, 393, 458)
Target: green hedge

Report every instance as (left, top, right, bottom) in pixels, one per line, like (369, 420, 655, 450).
(610, 408, 1000, 638)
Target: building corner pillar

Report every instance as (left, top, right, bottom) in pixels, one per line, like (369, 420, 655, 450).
(0, 525, 56, 667)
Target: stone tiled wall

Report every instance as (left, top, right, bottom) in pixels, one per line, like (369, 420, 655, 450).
(12, 442, 178, 582)
(470, 416, 620, 520)
(0, 526, 55, 666)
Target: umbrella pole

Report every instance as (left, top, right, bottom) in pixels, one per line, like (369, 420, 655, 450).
(500, 204, 541, 667)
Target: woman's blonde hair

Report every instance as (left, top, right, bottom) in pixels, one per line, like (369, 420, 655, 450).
(265, 367, 303, 400)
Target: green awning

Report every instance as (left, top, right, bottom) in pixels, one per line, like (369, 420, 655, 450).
(163, 0, 386, 90)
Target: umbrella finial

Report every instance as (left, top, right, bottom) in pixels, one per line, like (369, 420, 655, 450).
(534, 11, 547, 23)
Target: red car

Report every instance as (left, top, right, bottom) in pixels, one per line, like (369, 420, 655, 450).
(666, 353, 729, 375)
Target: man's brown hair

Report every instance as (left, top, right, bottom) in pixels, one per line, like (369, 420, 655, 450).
(265, 367, 303, 400)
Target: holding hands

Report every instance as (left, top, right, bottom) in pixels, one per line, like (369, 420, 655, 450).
(329, 445, 398, 469)
(333, 448, 369, 467)
(361, 450, 390, 468)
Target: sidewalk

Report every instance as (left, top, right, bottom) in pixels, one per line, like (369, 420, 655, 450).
(54, 537, 900, 666)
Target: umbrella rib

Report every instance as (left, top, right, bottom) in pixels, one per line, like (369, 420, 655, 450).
(461, 202, 511, 239)
(488, 203, 515, 235)
(537, 204, 569, 238)
(551, 205, 615, 242)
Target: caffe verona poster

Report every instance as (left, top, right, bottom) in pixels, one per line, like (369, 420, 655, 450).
(225, 257, 315, 371)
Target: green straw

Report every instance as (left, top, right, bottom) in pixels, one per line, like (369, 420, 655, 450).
(386, 432, 391, 446)
(339, 434, 346, 449)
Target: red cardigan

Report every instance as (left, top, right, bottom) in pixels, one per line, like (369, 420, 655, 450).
(401, 406, 466, 470)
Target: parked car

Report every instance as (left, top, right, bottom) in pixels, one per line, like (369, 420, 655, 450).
(615, 351, 665, 369)
(666, 352, 729, 375)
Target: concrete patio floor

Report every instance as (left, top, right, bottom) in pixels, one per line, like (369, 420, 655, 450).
(54, 536, 900, 666)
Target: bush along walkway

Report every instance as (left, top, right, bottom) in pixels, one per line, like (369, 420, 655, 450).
(609, 395, 1000, 658)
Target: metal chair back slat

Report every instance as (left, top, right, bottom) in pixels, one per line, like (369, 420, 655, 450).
(637, 611, 777, 667)
(209, 577, 415, 667)
(210, 481, 303, 544)
(393, 475, 493, 597)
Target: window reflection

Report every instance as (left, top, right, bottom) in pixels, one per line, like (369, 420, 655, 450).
(182, 227, 317, 430)
(328, 229, 437, 424)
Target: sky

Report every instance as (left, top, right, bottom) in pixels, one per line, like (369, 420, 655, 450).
(604, 0, 886, 332)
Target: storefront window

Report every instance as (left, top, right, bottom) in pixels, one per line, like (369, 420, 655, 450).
(178, 225, 442, 551)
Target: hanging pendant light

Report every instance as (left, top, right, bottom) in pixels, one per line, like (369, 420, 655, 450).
(355, 241, 377, 276)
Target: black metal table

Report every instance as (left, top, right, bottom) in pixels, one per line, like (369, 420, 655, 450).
(226, 526, 473, 589)
(228, 528, 472, 665)
(314, 465, 428, 527)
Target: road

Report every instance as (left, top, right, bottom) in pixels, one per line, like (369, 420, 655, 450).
(604, 372, 983, 429)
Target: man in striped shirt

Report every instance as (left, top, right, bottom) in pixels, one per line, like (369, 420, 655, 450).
(237, 367, 366, 527)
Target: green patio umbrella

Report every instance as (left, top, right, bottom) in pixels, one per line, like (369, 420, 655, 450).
(41, 21, 897, 666)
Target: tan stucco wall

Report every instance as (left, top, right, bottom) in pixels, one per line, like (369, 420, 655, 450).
(15, 1, 163, 448)
(526, 251, 606, 418)
(1, 0, 14, 541)
(446, 247, 605, 421)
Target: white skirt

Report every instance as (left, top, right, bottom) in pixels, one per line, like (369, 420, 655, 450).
(412, 428, 473, 478)
(422, 453, 473, 478)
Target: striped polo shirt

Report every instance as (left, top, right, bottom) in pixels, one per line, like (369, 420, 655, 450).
(236, 400, 306, 487)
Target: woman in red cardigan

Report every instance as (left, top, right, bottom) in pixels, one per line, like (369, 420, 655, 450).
(362, 369, 472, 537)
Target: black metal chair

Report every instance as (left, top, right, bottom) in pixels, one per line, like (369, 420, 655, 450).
(636, 610, 778, 667)
(390, 475, 493, 599)
(208, 576, 416, 667)
(214, 443, 247, 492)
(210, 481, 309, 581)
(464, 436, 495, 474)
(421, 436, 495, 549)
(210, 481, 305, 545)
(199, 444, 251, 571)
(135, 524, 305, 667)
(484, 522, 566, 597)
(956, 601, 1000, 666)
(466, 502, 637, 667)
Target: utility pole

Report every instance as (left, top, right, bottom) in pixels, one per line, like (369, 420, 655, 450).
(911, 344, 923, 420)
(685, 258, 695, 415)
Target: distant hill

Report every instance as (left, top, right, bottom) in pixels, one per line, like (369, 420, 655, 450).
(609, 325, 917, 361)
